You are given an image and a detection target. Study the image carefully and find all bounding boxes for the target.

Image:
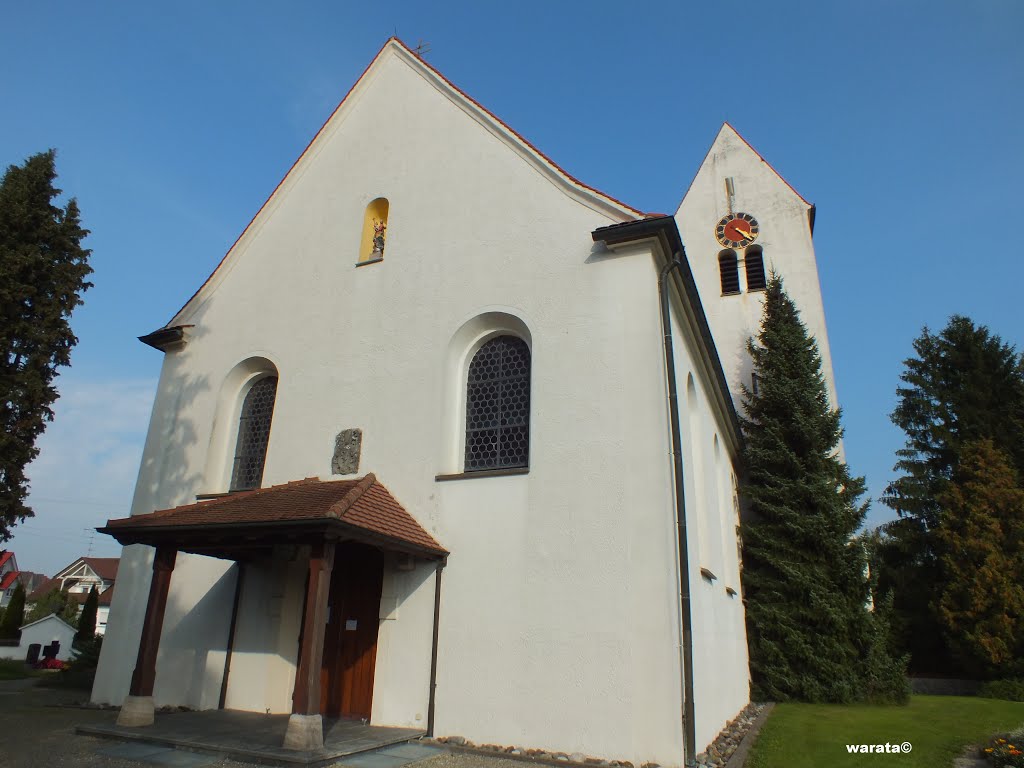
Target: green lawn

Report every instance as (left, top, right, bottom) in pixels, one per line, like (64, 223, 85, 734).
(0, 658, 38, 680)
(747, 695, 1024, 768)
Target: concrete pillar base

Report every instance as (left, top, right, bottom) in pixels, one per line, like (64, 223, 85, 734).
(116, 695, 155, 726)
(283, 713, 324, 751)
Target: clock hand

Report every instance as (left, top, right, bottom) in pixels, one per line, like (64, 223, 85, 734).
(734, 227, 753, 239)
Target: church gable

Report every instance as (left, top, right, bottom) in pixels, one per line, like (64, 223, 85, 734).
(166, 38, 641, 330)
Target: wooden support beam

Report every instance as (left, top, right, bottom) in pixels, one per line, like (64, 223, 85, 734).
(129, 546, 177, 697)
(291, 541, 335, 715)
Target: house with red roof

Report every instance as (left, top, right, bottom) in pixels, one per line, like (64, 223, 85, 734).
(27, 556, 118, 635)
(0, 551, 19, 608)
(90, 38, 839, 768)
(0, 551, 48, 610)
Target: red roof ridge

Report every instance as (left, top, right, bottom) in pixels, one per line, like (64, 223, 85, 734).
(327, 473, 377, 519)
(165, 36, 641, 328)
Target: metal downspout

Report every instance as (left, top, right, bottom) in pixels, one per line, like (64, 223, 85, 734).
(660, 252, 698, 768)
(426, 558, 446, 737)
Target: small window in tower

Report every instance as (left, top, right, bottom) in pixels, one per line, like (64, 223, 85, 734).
(719, 250, 740, 295)
(358, 197, 389, 264)
(745, 246, 766, 291)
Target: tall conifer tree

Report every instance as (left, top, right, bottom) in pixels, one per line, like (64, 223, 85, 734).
(934, 439, 1024, 677)
(75, 585, 99, 644)
(877, 316, 1024, 673)
(740, 274, 896, 702)
(0, 150, 92, 539)
(0, 581, 26, 639)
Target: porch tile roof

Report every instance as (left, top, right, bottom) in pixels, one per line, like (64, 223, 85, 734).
(102, 475, 447, 557)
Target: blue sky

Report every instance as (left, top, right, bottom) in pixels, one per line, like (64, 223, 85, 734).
(3, 1, 1022, 574)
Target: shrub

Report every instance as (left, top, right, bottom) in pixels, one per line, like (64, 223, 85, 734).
(33, 657, 68, 671)
(984, 736, 1024, 767)
(980, 679, 1024, 702)
(47, 635, 102, 689)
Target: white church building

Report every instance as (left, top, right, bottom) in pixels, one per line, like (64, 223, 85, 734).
(92, 38, 839, 768)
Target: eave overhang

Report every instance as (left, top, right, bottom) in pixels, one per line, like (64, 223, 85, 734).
(97, 517, 447, 562)
(138, 325, 191, 352)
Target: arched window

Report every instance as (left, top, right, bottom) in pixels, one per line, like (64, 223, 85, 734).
(359, 197, 389, 263)
(719, 250, 740, 295)
(230, 376, 278, 491)
(745, 246, 766, 291)
(464, 336, 531, 471)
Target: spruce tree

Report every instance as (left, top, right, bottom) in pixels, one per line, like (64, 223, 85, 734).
(75, 585, 98, 644)
(0, 150, 92, 540)
(877, 317, 1024, 673)
(740, 274, 896, 702)
(935, 439, 1024, 677)
(0, 581, 26, 639)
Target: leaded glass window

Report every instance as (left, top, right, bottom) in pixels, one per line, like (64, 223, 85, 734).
(465, 336, 530, 471)
(230, 376, 278, 491)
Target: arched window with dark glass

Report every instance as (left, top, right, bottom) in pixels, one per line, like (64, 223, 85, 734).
(230, 376, 278, 491)
(719, 250, 740, 295)
(464, 336, 530, 471)
(745, 246, 767, 291)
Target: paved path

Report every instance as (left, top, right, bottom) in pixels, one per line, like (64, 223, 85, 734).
(0, 682, 502, 768)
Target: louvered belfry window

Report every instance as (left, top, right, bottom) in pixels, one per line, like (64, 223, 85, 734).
(745, 247, 767, 291)
(230, 376, 278, 491)
(719, 251, 740, 294)
(465, 336, 531, 471)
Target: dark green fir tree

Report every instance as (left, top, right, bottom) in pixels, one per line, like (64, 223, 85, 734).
(877, 316, 1024, 674)
(0, 150, 92, 540)
(740, 274, 904, 703)
(0, 581, 26, 639)
(75, 585, 99, 644)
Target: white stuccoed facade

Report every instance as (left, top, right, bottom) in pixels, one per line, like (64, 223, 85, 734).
(91, 39, 838, 767)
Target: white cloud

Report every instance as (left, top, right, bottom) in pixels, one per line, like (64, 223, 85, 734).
(7, 376, 156, 576)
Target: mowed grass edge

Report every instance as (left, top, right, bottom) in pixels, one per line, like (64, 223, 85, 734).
(746, 695, 1024, 768)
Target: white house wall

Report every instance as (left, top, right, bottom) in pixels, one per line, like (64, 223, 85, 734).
(0, 616, 77, 662)
(223, 558, 305, 714)
(94, 43, 751, 768)
(666, 280, 750, 754)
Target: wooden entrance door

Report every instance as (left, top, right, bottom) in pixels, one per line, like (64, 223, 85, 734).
(320, 542, 384, 719)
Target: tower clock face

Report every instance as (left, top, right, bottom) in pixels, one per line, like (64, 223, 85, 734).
(715, 213, 759, 248)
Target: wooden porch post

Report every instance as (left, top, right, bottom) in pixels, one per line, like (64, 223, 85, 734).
(284, 540, 335, 750)
(117, 545, 177, 726)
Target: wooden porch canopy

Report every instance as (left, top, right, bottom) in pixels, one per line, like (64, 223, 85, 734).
(100, 474, 447, 746)
(98, 474, 448, 561)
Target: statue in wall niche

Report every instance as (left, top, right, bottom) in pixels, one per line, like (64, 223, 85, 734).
(332, 428, 362, 475)
(371, 220, 386, 257)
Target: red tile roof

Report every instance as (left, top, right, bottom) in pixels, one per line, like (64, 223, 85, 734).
(103, 475, 447, 557)
(0, 551, 12, 570)
(0, 571, 18, 590)
(81, 558, 119, 581)
(27, 577, 59, 602)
